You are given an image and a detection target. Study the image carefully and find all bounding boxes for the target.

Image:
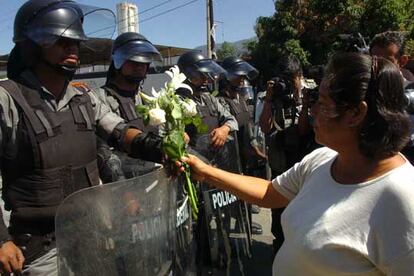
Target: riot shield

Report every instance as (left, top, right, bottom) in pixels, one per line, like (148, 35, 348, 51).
(98, 145, 162, 183)
(194, 133, 251, 275)
(175, 189, 196, 275)
(55, 167, 176, 276)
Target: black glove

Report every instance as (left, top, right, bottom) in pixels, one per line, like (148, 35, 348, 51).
(130, 132, 163, 163)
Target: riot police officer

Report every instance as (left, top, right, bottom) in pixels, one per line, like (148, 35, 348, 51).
(176, 51, 238, 151)
(176, 51, 238, 273)
(0, 0, 163, 274)
(219, 56, 265, 235)
(95, 32, 163, 182)
(219, 57, 266, 172)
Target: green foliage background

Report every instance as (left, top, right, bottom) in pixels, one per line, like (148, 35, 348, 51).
(247, 0, 414, 81)
(216, 41, 238, 60)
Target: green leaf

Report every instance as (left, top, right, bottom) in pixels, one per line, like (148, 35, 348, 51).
(192, 116, 202, 127)
(135, 104, 149, 115)
(136, 105, 150, 125)
(162, 130, 186, 160)
(171, 105, 183, 120)
(211, 90, 219, 97)
(197, 123, 209, 134)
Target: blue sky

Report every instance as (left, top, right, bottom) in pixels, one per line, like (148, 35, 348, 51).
(0, 0, 275, 55)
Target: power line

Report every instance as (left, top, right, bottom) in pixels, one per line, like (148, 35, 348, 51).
(139, 0, 173, 15)
(140, 0, 199, 24)
(88, 0, 200, 36)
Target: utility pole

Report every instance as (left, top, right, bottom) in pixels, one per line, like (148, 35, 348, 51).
(206, 0, 214, 59)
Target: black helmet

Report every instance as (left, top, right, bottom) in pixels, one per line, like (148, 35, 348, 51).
(14, 0, 116, 47)
(10, 0, 115, 79)
(14, 0, 87, 46)
(221, 57, 258, 100)
(112, 32, 162, 69)
(177, 51, 226, 82)
(221, 56, 259, 81)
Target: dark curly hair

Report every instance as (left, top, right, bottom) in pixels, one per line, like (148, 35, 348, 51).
(325, 52, 411, 159)
(369, 31, 406, 56)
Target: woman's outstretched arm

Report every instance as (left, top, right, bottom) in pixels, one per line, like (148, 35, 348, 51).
(181, 155, 290, 209)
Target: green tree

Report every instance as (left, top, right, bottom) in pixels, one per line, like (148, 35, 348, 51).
(248, 0, 414, 81)
(216, 41, 238, 60)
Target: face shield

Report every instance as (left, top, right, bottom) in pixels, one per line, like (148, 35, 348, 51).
(226, 61, 259, 81)
(192, 59, 227, 81)
(228, 76, 254, 101)
(24, 2, 116, 51)
(112, 40, 163, 71)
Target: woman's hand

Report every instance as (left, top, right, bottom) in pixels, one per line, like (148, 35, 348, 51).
(177, 154, 210, 182)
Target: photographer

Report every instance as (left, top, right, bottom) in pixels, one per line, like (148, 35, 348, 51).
(259, 55, 312, 254)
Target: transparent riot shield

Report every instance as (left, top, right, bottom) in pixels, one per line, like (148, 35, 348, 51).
(98, 145, 162, 183)
(175, 186, 196, 275)
(55, 167, 176, 276)
(194, 134, 251, 275)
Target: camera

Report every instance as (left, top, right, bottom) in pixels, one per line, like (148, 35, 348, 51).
(271, 77, 296, 107)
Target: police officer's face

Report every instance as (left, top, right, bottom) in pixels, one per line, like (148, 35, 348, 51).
(121, 61, 149, 79)
(229, 75, 246, 88)
(190, 74, 209, 87)
(42, 37, 80, 67)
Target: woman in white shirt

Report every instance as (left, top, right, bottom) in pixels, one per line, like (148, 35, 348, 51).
(180, 53, 414, 275)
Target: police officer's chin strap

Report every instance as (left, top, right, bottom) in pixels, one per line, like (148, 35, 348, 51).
(41, 56, 78, 80)
(188, 80, 209, 94)
(123, 74, 145, 85)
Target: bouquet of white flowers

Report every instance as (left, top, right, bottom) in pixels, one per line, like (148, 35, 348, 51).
(136, 66, 207, 219)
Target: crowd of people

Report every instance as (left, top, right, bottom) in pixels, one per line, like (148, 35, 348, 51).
(0, 0, 414, 275)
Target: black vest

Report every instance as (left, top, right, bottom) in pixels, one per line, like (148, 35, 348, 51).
(102, 85, 157, 133)
(0, 80, 99, 235)
(222, 97, 251, 129)
(196, 93, 220, 133)
(176, 88, 221, 144)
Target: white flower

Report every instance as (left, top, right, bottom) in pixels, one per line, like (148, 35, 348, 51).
(148, 108, 166, 126)
(140, 88, 167, 104)
(182, 99, 197, 117)
(140, 91, 157, 104)
(165, 65, 193, 93)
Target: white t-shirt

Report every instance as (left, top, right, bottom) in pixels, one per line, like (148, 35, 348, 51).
(272, 147, 414, 276)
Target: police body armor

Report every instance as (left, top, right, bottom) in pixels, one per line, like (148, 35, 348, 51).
(183, 91, 221, 152)
(102, 85, 147, 131)
(98, 85, 159, 182)
(55, 167, 176, 276)
(222, 97, 251, 130)
(222, 96, 253, 171)
(0, 79, 98, 261)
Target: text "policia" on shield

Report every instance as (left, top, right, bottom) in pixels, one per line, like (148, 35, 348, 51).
(211, 190, 238, 210)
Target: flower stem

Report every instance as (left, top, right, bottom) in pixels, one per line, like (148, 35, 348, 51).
(184, 167, 199, 220)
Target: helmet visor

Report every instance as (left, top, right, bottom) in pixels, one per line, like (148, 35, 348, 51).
(193, 59, 227, 80)
(25, 3, 116, 50)
(113, 40, 163, 70)
(226, 61, 259, 81)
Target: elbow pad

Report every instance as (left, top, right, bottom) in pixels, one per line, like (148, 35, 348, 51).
(130, 132, 163, 163)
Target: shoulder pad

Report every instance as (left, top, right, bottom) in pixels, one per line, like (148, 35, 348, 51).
(70, 81, 91, 93)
